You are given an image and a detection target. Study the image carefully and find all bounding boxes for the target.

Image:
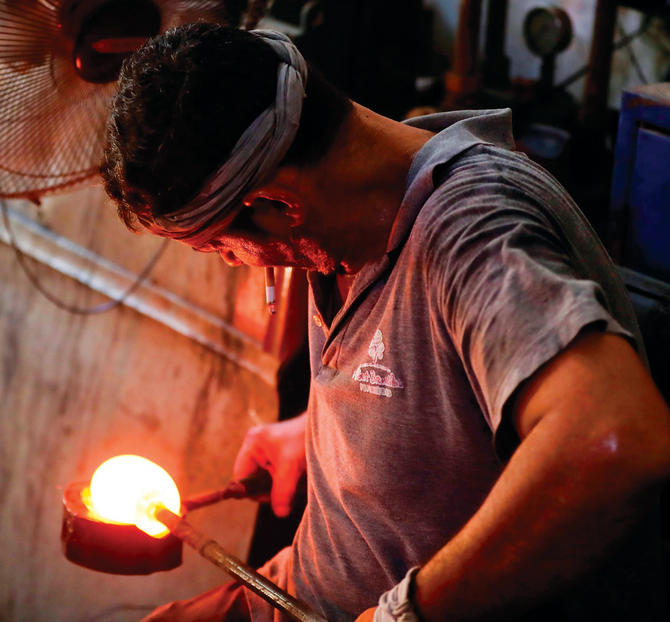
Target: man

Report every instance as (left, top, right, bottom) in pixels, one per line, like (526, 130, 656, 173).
(101, 22, 670, 622)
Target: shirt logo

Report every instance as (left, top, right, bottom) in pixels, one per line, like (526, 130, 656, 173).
(352, 329, 404, 398)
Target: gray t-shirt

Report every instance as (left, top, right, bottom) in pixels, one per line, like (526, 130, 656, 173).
(256, 110, 664, 622)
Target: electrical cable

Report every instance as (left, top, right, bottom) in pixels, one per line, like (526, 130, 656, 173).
(554, 16, 652, 91)
(617, 19, 649, 84)
(1, 199, 169, 315)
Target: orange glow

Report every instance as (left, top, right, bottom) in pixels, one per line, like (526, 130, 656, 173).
(87, 455, 180, 538)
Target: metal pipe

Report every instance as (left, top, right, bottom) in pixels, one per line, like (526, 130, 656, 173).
(182, 470, 273, 513)
(579, 0, 616, 128)
(481, 0, 510, 90)
(154, 506, 328, 622)
(444, 0, 484, 108)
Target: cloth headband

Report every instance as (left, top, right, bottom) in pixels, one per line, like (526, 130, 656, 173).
(140, 29, 308, 247)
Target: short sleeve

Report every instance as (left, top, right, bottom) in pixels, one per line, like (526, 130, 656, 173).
(423, 149, 634, 459)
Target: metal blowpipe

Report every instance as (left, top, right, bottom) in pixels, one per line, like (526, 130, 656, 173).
(153, 506, 328, 622)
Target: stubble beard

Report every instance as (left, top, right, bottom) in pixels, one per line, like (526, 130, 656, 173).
(294, 237, 338, 275)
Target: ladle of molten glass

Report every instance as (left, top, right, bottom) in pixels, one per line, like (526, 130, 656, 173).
(86, 455, 180, 537)
(70, 455, 325, 622)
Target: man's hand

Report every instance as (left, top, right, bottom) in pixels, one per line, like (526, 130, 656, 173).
(234, 412, 308, 517)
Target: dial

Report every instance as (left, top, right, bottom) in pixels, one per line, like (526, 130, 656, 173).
(523, 7, 573, 58)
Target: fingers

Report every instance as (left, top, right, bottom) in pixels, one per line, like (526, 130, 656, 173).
(233, 416, 308, 517)
(233, 426, 270, 480)
(270, 460, 302, 518)
(233, 426, 273, 504)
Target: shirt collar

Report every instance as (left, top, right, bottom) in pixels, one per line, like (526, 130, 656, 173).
(386, 108, 515, 253)
(308, 108, 515, 336)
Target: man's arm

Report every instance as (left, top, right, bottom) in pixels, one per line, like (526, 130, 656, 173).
(364, 331, 670, 622)
(140, 413, 308, 622)
(233, 411, 308, 517)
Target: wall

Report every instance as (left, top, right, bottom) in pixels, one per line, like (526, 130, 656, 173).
(426, 0, 670, 108)
(0, 184, 287, 622)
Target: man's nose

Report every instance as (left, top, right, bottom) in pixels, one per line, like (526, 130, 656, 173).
(219, 249, 243, 267)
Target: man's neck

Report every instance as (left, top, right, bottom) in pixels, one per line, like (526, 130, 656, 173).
(300, 104, 435, 274)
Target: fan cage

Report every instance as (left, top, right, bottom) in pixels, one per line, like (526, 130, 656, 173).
(0, 0, 270, 199)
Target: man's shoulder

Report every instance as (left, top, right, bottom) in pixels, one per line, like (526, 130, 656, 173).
(387, 110, 518, 255)
(404, 109, 515, 152)
(410, 144, 562, 236)
(400, 143, 587, 296)
(403, 110, 517, 198)
(423, 140, 580, 231)
(433, 142, 554, 191)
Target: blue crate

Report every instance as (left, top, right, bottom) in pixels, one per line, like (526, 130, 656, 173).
(609, 83, 670, 283)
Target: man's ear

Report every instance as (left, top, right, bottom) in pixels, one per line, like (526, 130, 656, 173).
(242, 184, 306, 227)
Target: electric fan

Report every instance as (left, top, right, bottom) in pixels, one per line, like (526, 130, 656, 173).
(0, 0, 271, 314)
(0, 0, 271, 200)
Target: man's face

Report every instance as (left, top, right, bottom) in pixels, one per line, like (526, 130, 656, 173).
(191, 199, 339, 274)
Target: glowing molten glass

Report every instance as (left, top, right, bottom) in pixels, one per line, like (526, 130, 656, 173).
(88, 455, 180, 538)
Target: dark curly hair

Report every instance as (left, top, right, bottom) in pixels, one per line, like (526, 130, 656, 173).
(100, 22, 352, 231)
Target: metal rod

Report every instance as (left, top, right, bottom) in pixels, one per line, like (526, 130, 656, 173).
(182, 469, 273, 513)
(154, 507, 327, 622)
(443, 0, 483, 108)
(579, 0, 616, 127)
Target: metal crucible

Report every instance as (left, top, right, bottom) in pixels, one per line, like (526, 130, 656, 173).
(60, 471, 327, 622)
(61, 480, 182, 575)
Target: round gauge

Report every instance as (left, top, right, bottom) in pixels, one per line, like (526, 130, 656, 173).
(523, 7, 573, 58)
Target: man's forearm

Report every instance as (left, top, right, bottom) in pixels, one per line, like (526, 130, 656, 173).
(414, 335, 670, 621)
(415, 423, 662, 619)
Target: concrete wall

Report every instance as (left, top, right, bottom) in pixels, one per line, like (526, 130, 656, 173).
(0, 185, 287, 622)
